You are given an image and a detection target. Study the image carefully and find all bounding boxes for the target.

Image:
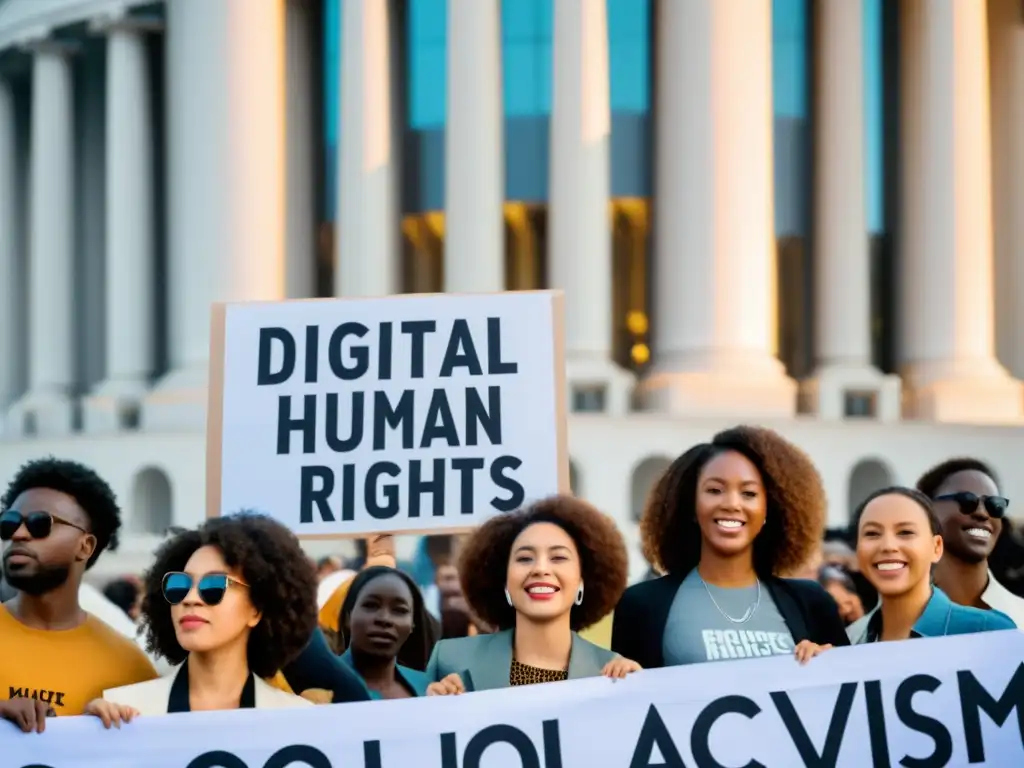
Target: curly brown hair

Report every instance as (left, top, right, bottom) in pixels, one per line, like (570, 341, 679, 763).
(140, 512, 318, 678)
(641, 425, 826, 578)
(458, 495, 629, 632)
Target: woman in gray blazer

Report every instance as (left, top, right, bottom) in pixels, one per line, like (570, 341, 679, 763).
(426, 496, 640, 694)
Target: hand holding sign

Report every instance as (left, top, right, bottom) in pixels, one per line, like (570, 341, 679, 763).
(0, 698, 53, 734)
(426, 673, 467, 697)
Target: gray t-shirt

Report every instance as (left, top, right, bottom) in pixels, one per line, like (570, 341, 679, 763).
(662, 569, 795, 666)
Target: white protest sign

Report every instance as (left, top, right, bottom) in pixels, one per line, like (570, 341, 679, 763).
(206, 291, 568, 537)
(5, 631, 1023, 767)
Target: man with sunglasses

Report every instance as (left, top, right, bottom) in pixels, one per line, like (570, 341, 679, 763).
(917, 458, 1024, 628)
(0, 458, 157, 731)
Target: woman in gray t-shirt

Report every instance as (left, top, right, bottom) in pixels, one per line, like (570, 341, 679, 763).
(612, 425, 850, 669)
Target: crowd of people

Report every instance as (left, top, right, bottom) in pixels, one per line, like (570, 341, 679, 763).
(1, 424, 1021, 735)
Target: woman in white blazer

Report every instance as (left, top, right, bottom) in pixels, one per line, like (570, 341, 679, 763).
(87, 513, 319, 724)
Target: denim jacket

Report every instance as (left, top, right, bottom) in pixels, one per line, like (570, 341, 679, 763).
(847, 585, 1016, 644)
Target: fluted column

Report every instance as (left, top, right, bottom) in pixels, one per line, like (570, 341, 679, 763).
(337, 0, 400, 297)
(286, 0, 316, 299)
(803, 0, 900, 420)
(12, 40, 77, 436)
(444, 0, 504, 293)
(899, 0, 1022, 423)
(0, 79, 17, 434)
(989, 0, 1024, 382)
(85, 13, 160, 433)
(550, 0, 631, 415)
(639, 0, 795, 417)
(145, 0, 286, 430)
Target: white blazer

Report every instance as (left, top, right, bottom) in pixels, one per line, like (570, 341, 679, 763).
(104, 673, 313, 715)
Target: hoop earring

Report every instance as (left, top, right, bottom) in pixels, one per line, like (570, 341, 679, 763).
(504, 587, 513, 606)
(574, 584, 584, 606)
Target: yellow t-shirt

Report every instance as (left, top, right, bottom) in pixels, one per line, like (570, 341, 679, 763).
(267, 670, 294, 694)
(318, 575, 356, 634)
(579, 612, 613, 649)
(0, 604, 158, 715)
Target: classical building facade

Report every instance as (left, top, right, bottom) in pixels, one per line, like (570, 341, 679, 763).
(0, 0, 1023, 580)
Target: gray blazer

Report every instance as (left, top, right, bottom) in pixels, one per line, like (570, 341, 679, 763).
(425, 629, 617, 692)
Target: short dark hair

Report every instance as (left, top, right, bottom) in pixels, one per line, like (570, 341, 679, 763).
(103, 578, 140, 616)
(458, 495, 629, 632)
(0, 457, 121, 569)
(641, 426, 826, 577)
(850, 486, 941, 537)
(337, 565, 437, 671)
(916, 458, 999, 498)
(139, 512, 318, 678)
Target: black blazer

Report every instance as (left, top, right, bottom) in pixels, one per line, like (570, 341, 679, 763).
(611, 572, 849, 669)
(280, 627, 371, 703)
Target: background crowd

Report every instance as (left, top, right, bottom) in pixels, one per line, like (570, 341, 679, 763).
(1, 424, 1022, 733)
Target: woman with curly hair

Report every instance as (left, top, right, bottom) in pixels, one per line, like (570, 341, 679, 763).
(335, 566, 436, 698)
(425, 495, 639, 695)
(612, 426, 848, 670)
(90, 513, 322, 718)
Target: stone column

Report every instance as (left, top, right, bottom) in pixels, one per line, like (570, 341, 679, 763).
(444, 0, 504, 293)
(899, 0, 1022, 423)
(802, 0, 900, 420)
(337, 0, 400, 297)
(549, 0, 632, 415)
(84, 13, 161, 433)
(145, 0, 287, 430)
(639, 0, 795, 417)
(285, 0, 316, 299)
(989, 0, 1024, 382)
(11, 40, 77, 436)
(0, 79, 18, 434)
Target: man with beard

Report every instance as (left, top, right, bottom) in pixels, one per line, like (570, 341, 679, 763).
(917, 458, 1024, 628)
(0, 458, 157, 731)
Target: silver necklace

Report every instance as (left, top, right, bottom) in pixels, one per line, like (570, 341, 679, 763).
(700, 576, 761, 624)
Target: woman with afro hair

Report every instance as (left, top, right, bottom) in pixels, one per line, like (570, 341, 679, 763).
(91, 513, 327, 719)
(425, 495, 640, 695)
(612, 426, 849, 670)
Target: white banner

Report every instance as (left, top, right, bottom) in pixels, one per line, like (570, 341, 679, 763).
(4, 632, 1023, 767)
(208, 291, 565, 537)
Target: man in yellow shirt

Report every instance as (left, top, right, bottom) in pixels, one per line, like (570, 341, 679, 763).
(0, 458, 158, 730)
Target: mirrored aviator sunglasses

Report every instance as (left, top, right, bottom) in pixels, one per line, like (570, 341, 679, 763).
(936, 491, 1009, 519)
(162, 572, 249, 606)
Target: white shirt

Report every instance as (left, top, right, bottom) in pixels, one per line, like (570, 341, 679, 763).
(983, 570, 1024, 630)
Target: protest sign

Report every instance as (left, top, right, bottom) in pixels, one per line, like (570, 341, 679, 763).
(206, 291, 568, 537)
(5, 631, 1022, 767)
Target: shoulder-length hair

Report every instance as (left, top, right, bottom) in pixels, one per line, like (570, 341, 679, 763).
(337, 566, 437, 672)
(641, 426, 826, 578)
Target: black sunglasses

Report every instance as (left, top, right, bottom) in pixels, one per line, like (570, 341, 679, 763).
(162, 571, 249, 606)
(0, 510, 89, 541)
(934, 492, 1009, 519)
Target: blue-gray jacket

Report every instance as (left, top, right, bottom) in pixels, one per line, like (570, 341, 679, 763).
(847, 586, 1016, 644)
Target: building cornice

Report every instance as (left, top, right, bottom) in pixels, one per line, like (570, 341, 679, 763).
(0, 0, 153, 52)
